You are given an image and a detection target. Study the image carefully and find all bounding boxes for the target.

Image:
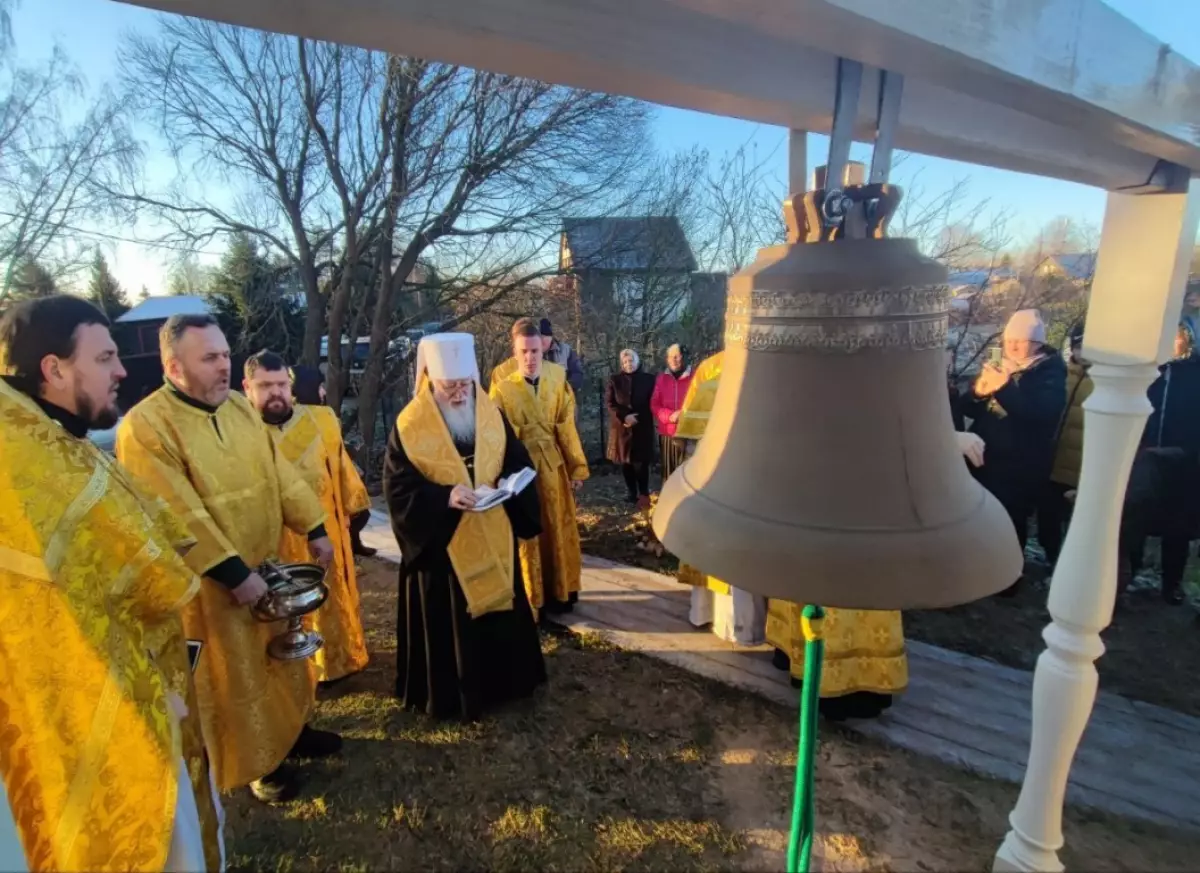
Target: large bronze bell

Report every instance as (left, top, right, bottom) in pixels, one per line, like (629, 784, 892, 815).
(652, 181, 1022, 611)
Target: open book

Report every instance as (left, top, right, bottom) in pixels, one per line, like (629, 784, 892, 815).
(468, 467, 537, 512)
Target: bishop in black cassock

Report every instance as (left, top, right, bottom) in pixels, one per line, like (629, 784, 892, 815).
(383, 332, 546, 719)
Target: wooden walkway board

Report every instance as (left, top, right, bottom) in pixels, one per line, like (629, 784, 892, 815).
(569, 556, 1200, 832)
(358, 514, 1200, 830)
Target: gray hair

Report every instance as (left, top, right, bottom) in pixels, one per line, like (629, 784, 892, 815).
(159, 313, 219, 360)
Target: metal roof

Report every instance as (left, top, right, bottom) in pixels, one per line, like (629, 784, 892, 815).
(116, 295, 212, 324)
(1047, 254, 1098, 281)
(561, 217, 697, 273)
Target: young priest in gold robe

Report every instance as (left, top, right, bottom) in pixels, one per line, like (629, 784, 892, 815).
(489, 318, 589, 616)
(384, 332, 546, 718)
(117, 313, 339, 804)
(0, 296, 224, 872)
(244, 351, 372, 684)
(669, 350, 769, 646)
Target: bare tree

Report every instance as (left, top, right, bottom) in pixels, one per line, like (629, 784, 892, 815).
(0, 46, 137, 298)
(0, 0, 15, 61)
(120, 20, 650, 447)
(166, 252, 214, 297)
(120, 20, 354, 364)
(347, 64, 649, 442)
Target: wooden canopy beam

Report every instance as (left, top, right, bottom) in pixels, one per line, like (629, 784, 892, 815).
(110, 0, 1200, 191)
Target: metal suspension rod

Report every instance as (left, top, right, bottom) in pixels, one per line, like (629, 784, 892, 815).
(822, 62, 906, 232)
(869, 70, 904, 185)
(824, 58, 863, 206)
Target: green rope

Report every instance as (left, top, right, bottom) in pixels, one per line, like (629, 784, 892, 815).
(786, 604, 825, 873)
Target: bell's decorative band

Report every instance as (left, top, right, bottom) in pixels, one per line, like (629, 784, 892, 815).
(724, 315, 948, 353)
(725, 285, 949, 320)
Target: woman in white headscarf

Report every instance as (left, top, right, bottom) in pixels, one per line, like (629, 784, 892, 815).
(606, 349, 657, 506)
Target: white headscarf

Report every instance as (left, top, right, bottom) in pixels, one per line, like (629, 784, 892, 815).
(1002, 309, 1049, 372)
(1003, 309, 1047, 344)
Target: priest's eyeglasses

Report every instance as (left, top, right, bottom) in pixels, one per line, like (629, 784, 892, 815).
(437, 379, 473, 398)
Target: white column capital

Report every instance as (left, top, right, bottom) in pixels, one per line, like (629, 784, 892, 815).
(1082, 362, 1159, 413)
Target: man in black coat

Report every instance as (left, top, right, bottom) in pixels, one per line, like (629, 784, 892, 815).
(605, 349, 656, 506)
(957, 309, 1067, 596)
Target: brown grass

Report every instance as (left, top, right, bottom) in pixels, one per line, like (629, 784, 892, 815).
(577, 469, 679, 573)
(218, 557, 1200, 872)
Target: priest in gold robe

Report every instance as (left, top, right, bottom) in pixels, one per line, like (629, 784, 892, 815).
(117, 313, 339, 805)
(488, 317, 590, 616)
(668, 351, 769, 646)
(489, 354, 518, 389)
(384, 332, 546, 718)
(0, 296, 224, 872)
(766, 603, 907, 720)
(244, 351, 372, 684)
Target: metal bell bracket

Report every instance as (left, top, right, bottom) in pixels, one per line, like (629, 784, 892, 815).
(783, 57, 905, 873)
(785, 61, 905, 246)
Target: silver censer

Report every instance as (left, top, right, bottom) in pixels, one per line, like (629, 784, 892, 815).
(252, 561, 330, 661)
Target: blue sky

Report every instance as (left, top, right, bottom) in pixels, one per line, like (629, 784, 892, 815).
(12, 0, 1200, 294)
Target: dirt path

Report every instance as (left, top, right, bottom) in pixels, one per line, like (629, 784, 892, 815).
(712, 729, 790, 871)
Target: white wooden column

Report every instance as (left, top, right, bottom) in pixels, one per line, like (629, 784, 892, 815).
(994, 184, 1200, 873)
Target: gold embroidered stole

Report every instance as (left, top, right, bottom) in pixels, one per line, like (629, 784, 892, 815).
(489, 356, 518, 389)
(275, 406, 326, 494)
(397, 385, 515, 617)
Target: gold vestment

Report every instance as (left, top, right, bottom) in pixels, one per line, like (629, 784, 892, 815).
(117, 387, 325, 790)
(0, 380, 221, 870)
(272, 404, 371, 681)
(489, 362, 589, 609)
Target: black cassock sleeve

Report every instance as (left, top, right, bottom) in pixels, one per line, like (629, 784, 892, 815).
(383, 423, 459, 572)
(499, 413, 543, 541)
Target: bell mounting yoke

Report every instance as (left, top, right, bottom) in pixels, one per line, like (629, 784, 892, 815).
(787, 60, 905, 245)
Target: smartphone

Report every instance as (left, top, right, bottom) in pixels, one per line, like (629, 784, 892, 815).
(187, 640, 203, 673)
(988, 346, 1003, 366)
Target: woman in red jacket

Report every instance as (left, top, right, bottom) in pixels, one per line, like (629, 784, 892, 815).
(650, 343, 693, 483)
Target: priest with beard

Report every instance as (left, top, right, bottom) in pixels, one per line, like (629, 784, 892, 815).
(384, 332, 547, 719)
(244, 351, 373, 685)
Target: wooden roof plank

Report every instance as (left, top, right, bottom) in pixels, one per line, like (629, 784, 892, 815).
(112, 0, 1200, 188)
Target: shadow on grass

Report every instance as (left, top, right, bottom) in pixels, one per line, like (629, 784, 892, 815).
(224, 629, 748, 873)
